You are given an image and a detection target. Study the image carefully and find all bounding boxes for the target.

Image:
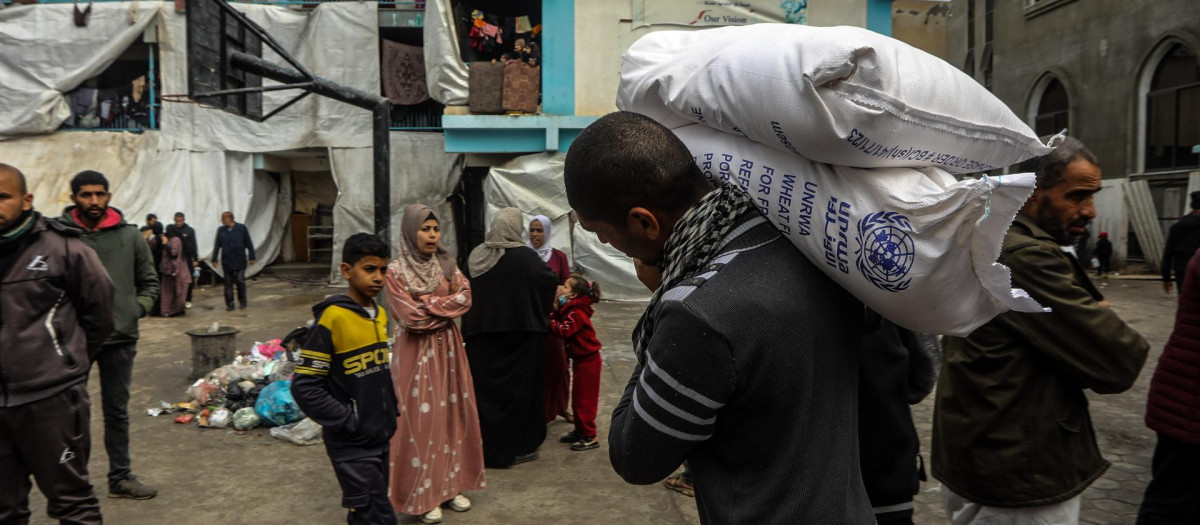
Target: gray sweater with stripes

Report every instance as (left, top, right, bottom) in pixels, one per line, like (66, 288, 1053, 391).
(609, 211, 874, 524)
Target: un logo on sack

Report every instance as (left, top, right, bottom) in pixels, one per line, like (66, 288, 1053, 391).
(855, 211, 915, 293)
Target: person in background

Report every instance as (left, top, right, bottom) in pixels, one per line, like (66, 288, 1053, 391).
(1095, 231, 1113, 277)
(529, 214, 573, 425)
(384, 204, 484, 525)
(0, 163, 114, 524)
(59, 170, 160, 500)
(167, 212, 198, 309)
(550, 275, 603, 452)
(565, 112, 872, 524)
(859, 309, 940, 525)
(933, 138, 1148, 525)
(140, 213, 163, 268)
(461, 208, 560, 468)
(1161, 191, 1200, 293)
(210, 211, 256, 311)
(293, 233, 397, 525)
(158, 228, 192, 317)
(1139, 249, 1200, 524)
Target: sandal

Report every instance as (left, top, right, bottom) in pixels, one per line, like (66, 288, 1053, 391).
(560, 412, 575, 423)
(663, 472, 695, 497)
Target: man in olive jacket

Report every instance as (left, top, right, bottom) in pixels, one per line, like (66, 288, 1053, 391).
(59, 170, 161, 500)
(933, 138, 1149, 524)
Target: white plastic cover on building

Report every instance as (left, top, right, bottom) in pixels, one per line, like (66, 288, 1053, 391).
(0, 2, 160, 137)
(156, 2, 379, 152)
(484, 154, 651, 301)
(0, 132, 284, 277)
(423, 0, 468, 105)
(329, 133, 465, 282)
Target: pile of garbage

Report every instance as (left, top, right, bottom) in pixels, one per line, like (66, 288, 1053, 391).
(147, 337, 323, 446)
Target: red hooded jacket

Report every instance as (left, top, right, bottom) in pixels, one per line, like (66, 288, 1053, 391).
(1146, 250, 1200, 445)
(549, 296, 601, 358)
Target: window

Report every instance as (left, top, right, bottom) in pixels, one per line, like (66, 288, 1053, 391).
(1033, 78, 1069, 137)
(60, 38, 159, 131)
(965, 0, 975, 76)
(1145, 44, 1200, 171)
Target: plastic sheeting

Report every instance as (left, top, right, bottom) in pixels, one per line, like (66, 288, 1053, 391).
(0, 2, 160, 137)
(156, 2, 379, 152)
(423, 0, 468, 105)
(484, 154, 651, 301)
(329, 133, 465, 282)
(0, 131, 284, 277)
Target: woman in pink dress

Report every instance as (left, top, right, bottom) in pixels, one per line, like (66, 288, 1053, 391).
(385, 204, 485, 524)
(159, 230, 191, 317)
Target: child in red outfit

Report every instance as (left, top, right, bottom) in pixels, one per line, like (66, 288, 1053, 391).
(550, 275, 603, 451)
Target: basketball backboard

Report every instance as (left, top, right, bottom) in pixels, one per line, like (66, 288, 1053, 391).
(186, 0, 264, 119)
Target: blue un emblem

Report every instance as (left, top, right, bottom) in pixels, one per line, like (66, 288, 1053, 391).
(855, 211, 915, 293)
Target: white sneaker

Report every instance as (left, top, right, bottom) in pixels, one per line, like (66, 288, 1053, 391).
(420, 506, 443, 524)
(449, 493, 471, 512)
(185, 302, 192, 309)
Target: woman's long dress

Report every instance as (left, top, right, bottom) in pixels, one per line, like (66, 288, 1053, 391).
(385, 269, 486, 516)
(543, 248, 572, 423)
(159, 236, 191, 316)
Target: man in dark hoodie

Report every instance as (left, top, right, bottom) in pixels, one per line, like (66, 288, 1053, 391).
(60, 170, 160, 500)
(293, 233, 398, 525)
(1, 163, 114, 524)
(1162, 191, 1200, 293)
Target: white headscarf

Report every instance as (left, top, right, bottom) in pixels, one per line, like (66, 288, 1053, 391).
(527, 214, 553, 263)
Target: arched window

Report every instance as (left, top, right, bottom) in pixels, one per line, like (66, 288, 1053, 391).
(1034, 78, 1069, 137)
(1145, 44, 1200, 171)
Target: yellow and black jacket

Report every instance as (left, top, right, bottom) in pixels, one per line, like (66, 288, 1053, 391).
(292, 295, 398, 461)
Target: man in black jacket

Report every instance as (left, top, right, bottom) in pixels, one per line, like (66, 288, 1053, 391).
(1162, 191, 1200, 293)
(0, 164, 114, 524)
(564, 112, 872, 524)
(168, 212, 199, 308)
(210, 211, 256, 311)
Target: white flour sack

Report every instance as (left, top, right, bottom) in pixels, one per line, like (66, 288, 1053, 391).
(620, 24, 1052, 174)
(674, 125, 1047, 336)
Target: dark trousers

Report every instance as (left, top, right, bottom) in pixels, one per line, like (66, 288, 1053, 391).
(223, 267, 247, 307)
(570, 352, 602, 438)
(1138, 433, 1200, 524)
(0, 383, 102, 525)
(332, 452, 396, 525)
(96, 342, 136, 486)
(1097, 256, 1111, 276)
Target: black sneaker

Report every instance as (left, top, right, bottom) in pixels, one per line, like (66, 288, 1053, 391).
(109, 476, 158, 500)
(559, 430, 582, 444)
(239, 303, 247, 310)
(570, 437, 599, 451)
(226, 305, 235, 311)
(510, 452, 539, 466)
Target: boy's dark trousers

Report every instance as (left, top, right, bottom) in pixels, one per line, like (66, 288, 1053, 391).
(1137, 433, 1200, 524)
(332, 451, 396, 525)
(570, 352, 602, 438)
(0, 383, 102, 525)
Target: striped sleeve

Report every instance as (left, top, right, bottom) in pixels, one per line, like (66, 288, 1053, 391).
(609, 301, 736, 485)
(291, 323, 352, 431)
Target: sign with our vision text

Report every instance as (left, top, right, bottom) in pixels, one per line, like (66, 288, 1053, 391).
(631, 0, 808, 28)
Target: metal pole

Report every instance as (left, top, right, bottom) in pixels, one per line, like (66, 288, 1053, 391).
(229, 51, 392, 240)
(374, 102, 392, 242)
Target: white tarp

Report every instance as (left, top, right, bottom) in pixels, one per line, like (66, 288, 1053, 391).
(156, 2, 379, 152)
(0, 131, 283, 277)
(0, 2, 160, 137)
(631, 0, 809, 28)
(329, 133, 465, 282)
(484, 153, 651, 301)
(423, 0, 468, 105)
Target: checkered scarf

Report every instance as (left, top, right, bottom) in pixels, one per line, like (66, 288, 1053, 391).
(633, 184, 754, 359)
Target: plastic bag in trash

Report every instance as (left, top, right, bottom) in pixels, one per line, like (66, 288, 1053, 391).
(233, 407, 261, 430)
(269, 418, 323, 446)
(269, 361, 296, 384)
(255, 380, 304, 427)
(185, 379, 220, 405)
(237, 380, 257, 393)
(252, 339, 286, 360)
(204, 407, 232, 428)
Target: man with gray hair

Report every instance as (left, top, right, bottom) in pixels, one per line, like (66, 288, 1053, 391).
(932, 137, 1149, 524)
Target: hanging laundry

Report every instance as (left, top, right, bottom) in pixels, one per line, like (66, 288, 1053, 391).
(515, 15, 532, 34)
(131, 76, 147, 104)
(481, 22, 502, 45)
(73, 0, 93, 27)
(381, 40, 430, 106)
(532, 24, 542, 36)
